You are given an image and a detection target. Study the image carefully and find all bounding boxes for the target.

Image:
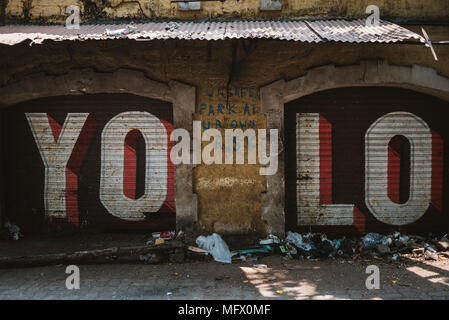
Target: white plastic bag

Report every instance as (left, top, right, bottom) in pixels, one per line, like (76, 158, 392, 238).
(286, 231, 312, 251)
(196, 233, 232, 264)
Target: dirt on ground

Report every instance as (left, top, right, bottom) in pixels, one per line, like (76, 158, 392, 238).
(0, 232, 449, 299)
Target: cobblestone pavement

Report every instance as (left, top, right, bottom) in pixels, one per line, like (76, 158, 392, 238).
(1, 255, 449, 300)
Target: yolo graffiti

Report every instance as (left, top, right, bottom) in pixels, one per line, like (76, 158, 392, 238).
(26, 112, 172, 225)
(296, 111, 444, 227)
(25, 112, 278, 226)
(25, 109, 444, 229)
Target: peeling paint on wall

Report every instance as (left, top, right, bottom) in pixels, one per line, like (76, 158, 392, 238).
(0, 0, 8, 25)
(3, 0, 449, 23)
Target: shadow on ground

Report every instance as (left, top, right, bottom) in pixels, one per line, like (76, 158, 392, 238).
(1, 234, 449, 300)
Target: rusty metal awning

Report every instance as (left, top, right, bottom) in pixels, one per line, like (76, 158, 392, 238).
(0, 19, 424, 46)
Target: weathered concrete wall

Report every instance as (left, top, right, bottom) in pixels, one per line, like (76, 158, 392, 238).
(0, 38, 448, 235)
(2, 0, 449, 23)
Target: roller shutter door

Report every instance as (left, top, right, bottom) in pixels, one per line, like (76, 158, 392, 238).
(285, 87, 449, 235)
(2, 93, 175, 232)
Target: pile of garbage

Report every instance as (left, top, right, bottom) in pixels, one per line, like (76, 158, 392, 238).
(141, 229, 449, 264)
(359, 231, 449, 262)
(278, 231, 449, 262)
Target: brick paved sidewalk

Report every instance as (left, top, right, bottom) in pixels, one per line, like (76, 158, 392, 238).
(1, 255, 449, 300)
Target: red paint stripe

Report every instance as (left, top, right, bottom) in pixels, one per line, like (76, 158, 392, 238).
(65, 168, 79, 226)
(319, 114, 364, 231)
(161, 120, 175, 213)
(387, 140, 401, 204)
(123, 129, 141, 200)
(431, 130, 444, 212)
(319, 115, 332, 204)
(353, 207, 366, 234)
(387, 135, 410, 205)
(47, 114, 62, 142)
(65, 115, 97, 226)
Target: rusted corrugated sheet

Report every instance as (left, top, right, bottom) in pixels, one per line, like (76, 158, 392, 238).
(285, 87, 448, 236)
(224, 20, 321, 42)
(2, 93, 175, 232)
(306, 19, 422, 43)
(0, 19, 422, 45)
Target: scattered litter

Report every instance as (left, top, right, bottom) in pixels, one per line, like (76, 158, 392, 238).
(284, 232, 336, 259)
(398, 235, 409, 244)
(397, 282, 412, 287)
(176, 230, 185, 240)
(279, 245, 288, 254)
(279, 230, 449, 263)
(376, 244, 390, 255)
(234, 254, 259, 262)
(436, 238, 449, 251)
(152, 231, 175, 240)
(139, 253, 162, 264)
(424, 250, 439, 261)
(285, 231, 311, 251)
(285, 243, 297, 255)
(276, 290, 283, 295)
(166, 292, 172, 296)
(196, 233, 232, 264)
(3, 217, 21, 241)
(412, 247, 425, 255)
(259, 234, 280, 245)
(231, 245, 272, 257)
(424, 243, 437, 253)
(140, 253, 152, 262)
(187, 246, 209, 254)
(253, 264, 267, 269)
(144, 230, 175, 246)
(141, 229, 449, 266)
(105, 25, 137, 37)
(165, 22, 179, 31)
(362, 233, 388, 249)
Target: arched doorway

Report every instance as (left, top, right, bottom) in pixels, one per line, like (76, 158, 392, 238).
(260, 61, 449, 236)
(285, 86, 449, 235)
(2, 93, 176, 233)
(0, 69, 197, 232)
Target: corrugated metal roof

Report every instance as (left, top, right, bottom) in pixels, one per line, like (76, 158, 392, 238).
(0, 19, 423, 45)
(306, 19, 422, 43)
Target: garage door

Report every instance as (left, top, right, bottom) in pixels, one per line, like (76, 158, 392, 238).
(2, 93, 175, 232)
(285, 87, 449, 236)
